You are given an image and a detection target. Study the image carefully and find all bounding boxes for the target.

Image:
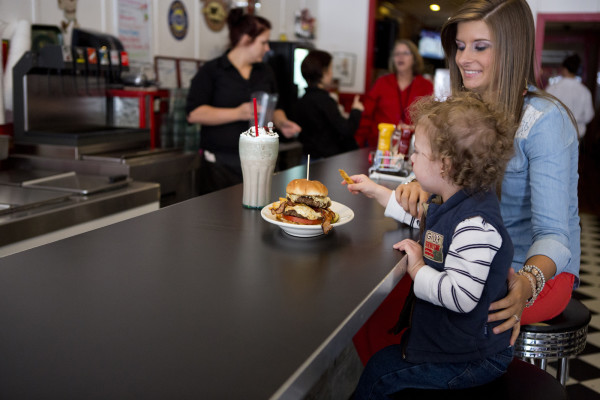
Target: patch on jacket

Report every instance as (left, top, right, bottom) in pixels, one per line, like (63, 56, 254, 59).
(424, 230, 444, 263)
(516, 104, 543, 139)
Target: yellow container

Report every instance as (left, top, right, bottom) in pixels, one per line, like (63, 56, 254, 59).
(377, 123, 395, 152)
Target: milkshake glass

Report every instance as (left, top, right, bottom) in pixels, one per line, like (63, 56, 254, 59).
(239, 124, 279, 208)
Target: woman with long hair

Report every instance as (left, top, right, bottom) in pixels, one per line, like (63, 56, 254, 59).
(352, 0, 580, 368)
(399, 0, 580, 342)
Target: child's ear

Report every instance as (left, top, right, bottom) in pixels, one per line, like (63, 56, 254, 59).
(442, 158, 453, 176)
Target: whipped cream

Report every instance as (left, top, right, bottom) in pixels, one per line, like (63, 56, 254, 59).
(240, 122, 279, 138)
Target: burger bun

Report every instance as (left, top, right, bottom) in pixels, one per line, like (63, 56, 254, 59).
(286, 179, 328, 197)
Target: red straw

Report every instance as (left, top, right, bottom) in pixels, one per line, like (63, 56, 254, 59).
(253, 98, 259, 137)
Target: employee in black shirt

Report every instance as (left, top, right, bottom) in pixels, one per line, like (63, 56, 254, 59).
(186, 8, 300, 194)
(294, 50, 363, 160)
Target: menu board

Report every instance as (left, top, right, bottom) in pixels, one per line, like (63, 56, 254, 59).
(118, 0, 152, 64)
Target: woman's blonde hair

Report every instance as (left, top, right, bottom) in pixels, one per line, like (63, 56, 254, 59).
(441, 0, 536, 125)
(388, 39, 425, 76)
(441, 0, 578, 136)
(410, 92, 516, 193)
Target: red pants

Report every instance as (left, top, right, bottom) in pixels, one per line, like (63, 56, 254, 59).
(520, 272, 575, 325)
(352, 272, 575, 365)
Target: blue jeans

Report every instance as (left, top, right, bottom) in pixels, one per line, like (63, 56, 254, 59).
(354, 345, 514, 400)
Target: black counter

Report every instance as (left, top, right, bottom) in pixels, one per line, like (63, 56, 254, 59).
(0, 149, 414, 399)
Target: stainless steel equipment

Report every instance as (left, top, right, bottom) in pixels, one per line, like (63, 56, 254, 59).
(12, 41, 148, 155)
(9, 30, 198, 204)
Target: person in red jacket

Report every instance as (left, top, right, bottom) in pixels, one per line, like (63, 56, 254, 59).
(355, 39, 434, 148)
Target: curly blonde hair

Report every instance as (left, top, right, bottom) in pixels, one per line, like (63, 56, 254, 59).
(410, 93, 515, 193)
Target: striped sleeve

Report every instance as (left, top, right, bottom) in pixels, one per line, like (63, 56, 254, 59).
(384, 191, 420, 229)
(413, 216, 502, 313)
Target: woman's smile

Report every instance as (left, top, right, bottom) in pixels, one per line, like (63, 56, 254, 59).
(455, 20, 493, 93)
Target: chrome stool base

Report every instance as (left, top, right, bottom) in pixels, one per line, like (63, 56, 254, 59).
(514, 298, 591, 386)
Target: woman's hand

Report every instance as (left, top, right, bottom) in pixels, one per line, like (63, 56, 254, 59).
(488, 268, 531, 345)
(277, 120, 301, 138)
(237, 102, 254, 121)
(395, 181, 429, 219)
(351, 95, 364, 112)
(273, 110, 301, 138)
(344, 174, 392, 207)
(393, 239, 425, 279)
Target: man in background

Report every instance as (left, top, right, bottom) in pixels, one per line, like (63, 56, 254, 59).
(546, 54, 594, 140)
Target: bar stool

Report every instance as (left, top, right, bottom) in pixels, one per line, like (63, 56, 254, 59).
(514, 297, 591, 385)
(396, 357, 568, 400)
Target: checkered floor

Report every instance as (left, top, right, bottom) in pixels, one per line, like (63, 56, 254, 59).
(542, 213, 600, 398)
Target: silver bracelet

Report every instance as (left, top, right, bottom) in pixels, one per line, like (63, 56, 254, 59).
(522, 264, 546, 298)
(404, 173, 417, 185)
(517, 269, 538, 307)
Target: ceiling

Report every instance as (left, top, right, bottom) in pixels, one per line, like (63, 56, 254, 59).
(378, 0, 468, 29)
(381, 1, 600, 34)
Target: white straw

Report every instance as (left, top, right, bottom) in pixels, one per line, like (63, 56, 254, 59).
(306, 154, 310, 180)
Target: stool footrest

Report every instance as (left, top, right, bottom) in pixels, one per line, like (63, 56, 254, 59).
(515, 326, 588, 359)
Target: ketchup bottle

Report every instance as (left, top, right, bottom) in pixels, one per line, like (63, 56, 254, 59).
(398, 124, 414, 159)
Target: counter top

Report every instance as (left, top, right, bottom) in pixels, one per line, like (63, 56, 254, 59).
(0, 149, 414, 399)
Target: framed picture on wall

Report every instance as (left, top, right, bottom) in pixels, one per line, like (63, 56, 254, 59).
(332, 52, 356, 86)
(155, 57, 178, 89)
(179, 59, 203, 89)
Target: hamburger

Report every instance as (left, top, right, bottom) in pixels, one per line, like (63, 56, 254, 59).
(270, 179, 339, 234)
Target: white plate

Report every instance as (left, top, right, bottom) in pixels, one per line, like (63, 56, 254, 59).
(261, 201, 355, 238)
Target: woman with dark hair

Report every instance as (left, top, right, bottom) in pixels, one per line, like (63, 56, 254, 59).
(186, 8, 300, 194)
(294, 49, 363, 159)
(354, 39, 433, 148)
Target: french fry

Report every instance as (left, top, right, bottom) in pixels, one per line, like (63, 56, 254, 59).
(339, 169, 354, 184)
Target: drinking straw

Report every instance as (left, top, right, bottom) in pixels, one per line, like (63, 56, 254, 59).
(307, 154, 310, 180)
(253, 97, 259, 137)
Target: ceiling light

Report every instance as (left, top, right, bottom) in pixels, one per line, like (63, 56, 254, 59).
(430, 4, 441, 12)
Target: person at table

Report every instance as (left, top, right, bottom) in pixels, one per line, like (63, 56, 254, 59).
(395, 0, 580, 344)
(186, 8, 301, 194)
(352, 92, 515, 397)
(354, 39, 433, 149)
(546, 54, 594, 141)
(347, 0, 580, 366)
(294, 49, 363, 160)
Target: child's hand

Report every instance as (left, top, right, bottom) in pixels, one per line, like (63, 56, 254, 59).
(393, 239, 426, 279)
(343, 174, 393, 208)
(343, 174, 377, 197)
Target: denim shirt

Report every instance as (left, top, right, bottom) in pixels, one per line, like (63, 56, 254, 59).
(500, 90, 580, 287)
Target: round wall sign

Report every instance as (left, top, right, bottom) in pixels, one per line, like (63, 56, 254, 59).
(168, 1, 188, 40)
(201, 0, 229, 32)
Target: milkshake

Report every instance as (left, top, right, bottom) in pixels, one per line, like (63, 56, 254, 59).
(239, 123, 279, 208)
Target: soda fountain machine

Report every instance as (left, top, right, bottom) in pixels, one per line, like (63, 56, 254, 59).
(9, 29, 198, 204)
